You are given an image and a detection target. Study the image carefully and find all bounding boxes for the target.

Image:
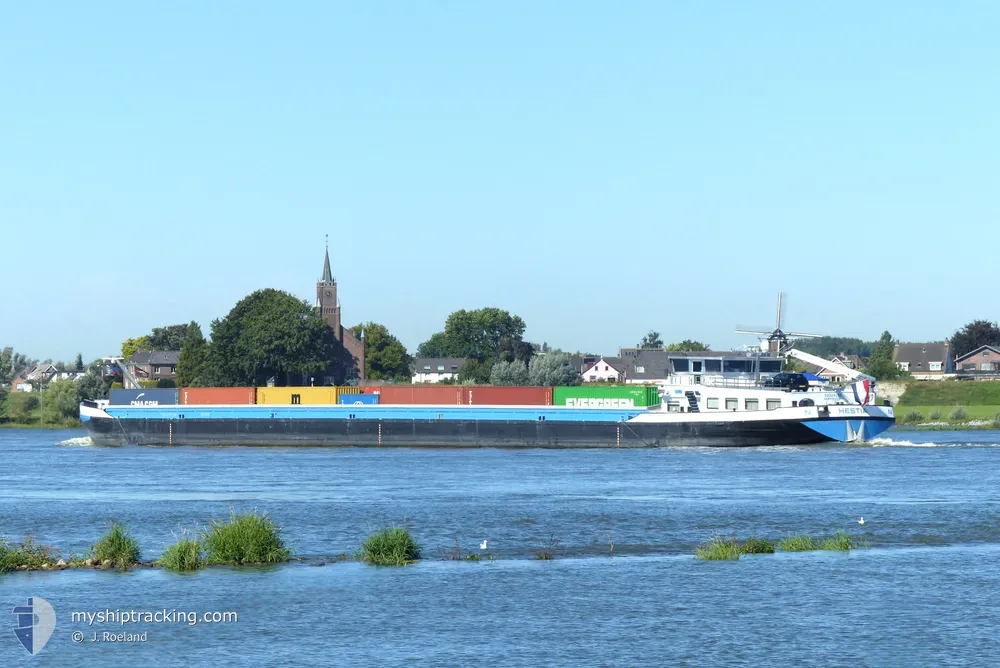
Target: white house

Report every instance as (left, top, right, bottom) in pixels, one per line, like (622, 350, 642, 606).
(582, 356, 627, 382)
(411, 357, 467, 384)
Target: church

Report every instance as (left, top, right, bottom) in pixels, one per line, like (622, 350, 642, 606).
(316, 240, 365, 383)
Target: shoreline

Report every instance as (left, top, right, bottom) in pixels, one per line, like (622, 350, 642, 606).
(0, 422, 83, 430)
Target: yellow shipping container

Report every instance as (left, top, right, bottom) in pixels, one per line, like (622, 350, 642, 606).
(255, 387, 338, 405)
(334, 386, 361, 402)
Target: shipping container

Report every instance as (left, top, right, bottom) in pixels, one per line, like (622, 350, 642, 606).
(334, 386, 361, 403)
(337, 393, 380, 405)
(463, 386, 552, 405)
(180, 387, 256, 405)
(552, 385, 660, 408)
(373, 385, 465, 405)
(255, 387, 338, 405)
(109, 388, 180, 406)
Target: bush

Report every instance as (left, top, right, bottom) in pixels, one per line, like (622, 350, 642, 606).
(739, 536, 775, 555)
(0, 537, 56, 572)
(92, 522, 141, 571)
(901, 411, 924, 425)
(949, 406, 968, 422)
(359, 526, 421, 566)
(203, 510, 291, 565)
(993, 410, 1000, 428)
(158, 538, 204, 572)
(929, 409, 942, 420)
(156, 379, 177, 389)
(695, 537, 741, 560)
(819, 532, 856, 551)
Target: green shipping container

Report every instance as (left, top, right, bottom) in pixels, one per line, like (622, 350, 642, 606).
(553, 385, 660, 408)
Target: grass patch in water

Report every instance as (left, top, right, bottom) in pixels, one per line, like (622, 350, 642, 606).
(819, 531, 861, 551)
(777, 535, 820, 551)
(158, 538, 205, 572)
(203, 510, 291, 565)
(739, 536, 775, 555)
(695, 537, 741, 560)
(359, 526, 421, 566)
(91, 522, 141, 571)
(0, 537, 57, 572)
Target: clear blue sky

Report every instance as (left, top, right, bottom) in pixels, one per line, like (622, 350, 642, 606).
(3, 2, 998, 362)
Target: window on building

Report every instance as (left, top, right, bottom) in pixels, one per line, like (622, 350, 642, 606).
(766, 399, 781, 411)
(706, 398, 719, 409)
(723, 360, 753, 373)
(916, 362, 923, 368)
(725, 398, 738, 411)
(929, 362, 942, 371)
(451, 365, 459, 371)
(984, 351, 991, 357)
(899, 362, 910, 371)
(423, 366, 431, 371)
(745, 398, 759, 411)
(963, 363, 976, 371)
(983, 363, 993, 371)
(635, 365, 645, 373)
(704, 359, 722, 372)
(437, 365, 445, 372)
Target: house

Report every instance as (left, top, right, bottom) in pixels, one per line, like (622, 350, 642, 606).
(623, 350, 783, 384)
(893, 342, 953, 380)
(581, 356, 627, 382)
(411, 358, 467, 384)
(127, 351, 180, 384)
(10, 364, 58, 392)
(954, 345, 1000, 379)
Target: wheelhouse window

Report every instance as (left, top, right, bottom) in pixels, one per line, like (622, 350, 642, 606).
(672, 359, 689, 373)
(766, 399, 781, 411)
(691, 361, 703, 372)
(704, 359, 722, 372)
(759, 360, 781, 373)
(725, 398, 738, 411)
(706, 398, 719, 410)
(745, 398, 759, 411)
(723, 360, 753, 373)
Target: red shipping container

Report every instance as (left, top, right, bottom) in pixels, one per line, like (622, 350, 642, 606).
(463, 386, 553, 405)
(180, 387, 257, 405)
(375, 385, 465, 405)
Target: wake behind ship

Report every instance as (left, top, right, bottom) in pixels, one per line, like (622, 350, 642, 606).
(81, 350, 894, 448)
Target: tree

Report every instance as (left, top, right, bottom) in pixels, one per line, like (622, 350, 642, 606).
(3, 393, 39, 423)
(863, 331, 906, 381)
(41, 379, 82, 424)
(528, 352, 582, 386)
(77, 369, 111, 401)
(210, 289, 339, 387)
(351, 322, 413, 382)
(498, 337, 534, 365)
(796, 336, 876, 359)
(950, 320, 1000, 359)
(147, 324, 191, 351)
(638, 331, 663, 349)
(458, 359, 493, 385)
(74, 353, 84, 372)
(176, 321, 211, 387)
(666, 340, 710, 352)
(121, 336, 150, 361)
(440, 308, 527, 361)
(489, 359, 529, 386)
(416, 332, 450, 358)
(0, 347, 15, 387)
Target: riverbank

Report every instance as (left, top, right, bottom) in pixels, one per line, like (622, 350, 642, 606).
(0, 420, 82, 429)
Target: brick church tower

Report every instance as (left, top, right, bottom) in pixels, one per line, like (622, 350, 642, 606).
(317, 237, 365, 382)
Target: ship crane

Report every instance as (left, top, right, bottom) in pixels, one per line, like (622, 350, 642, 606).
(782, 348, 875, 383)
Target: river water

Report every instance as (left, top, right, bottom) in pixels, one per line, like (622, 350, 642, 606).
(2, 428, 999, 666)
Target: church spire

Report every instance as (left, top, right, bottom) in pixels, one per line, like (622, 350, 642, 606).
(321, 234, 333, 283)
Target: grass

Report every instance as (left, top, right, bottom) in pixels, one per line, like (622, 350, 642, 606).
(896, 405, 1000, 426)
(359, 526, 421, 566)
(695, 537, 742, 560)
(777, 535, 820, 551)
(739, 536, 776, 554)
(779, 532, 863, 552)
(0, 537, 58, 572)
(158, 538, 205, 572)
(898, 381, 1000, 407)
(91, 522, 141, 571)
(203, 510, 291, 565)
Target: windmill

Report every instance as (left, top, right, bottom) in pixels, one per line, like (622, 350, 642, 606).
(736, 292, 823, 355)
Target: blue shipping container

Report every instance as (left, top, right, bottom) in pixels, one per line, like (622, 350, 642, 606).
(337, 393, 380, 405)
(109, 388, 180, 406)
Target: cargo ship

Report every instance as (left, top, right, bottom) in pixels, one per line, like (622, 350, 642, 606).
(79, 350, 894, 447)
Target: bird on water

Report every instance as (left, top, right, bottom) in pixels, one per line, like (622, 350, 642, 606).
(480, 540, 488, 550)
(859, 517, 865, 525)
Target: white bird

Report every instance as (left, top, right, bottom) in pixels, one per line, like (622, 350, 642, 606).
(858, 517, 865, 525)
(480, 540, 488, 550)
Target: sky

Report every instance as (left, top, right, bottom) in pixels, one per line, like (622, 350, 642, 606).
(3, 2, 999, 362)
